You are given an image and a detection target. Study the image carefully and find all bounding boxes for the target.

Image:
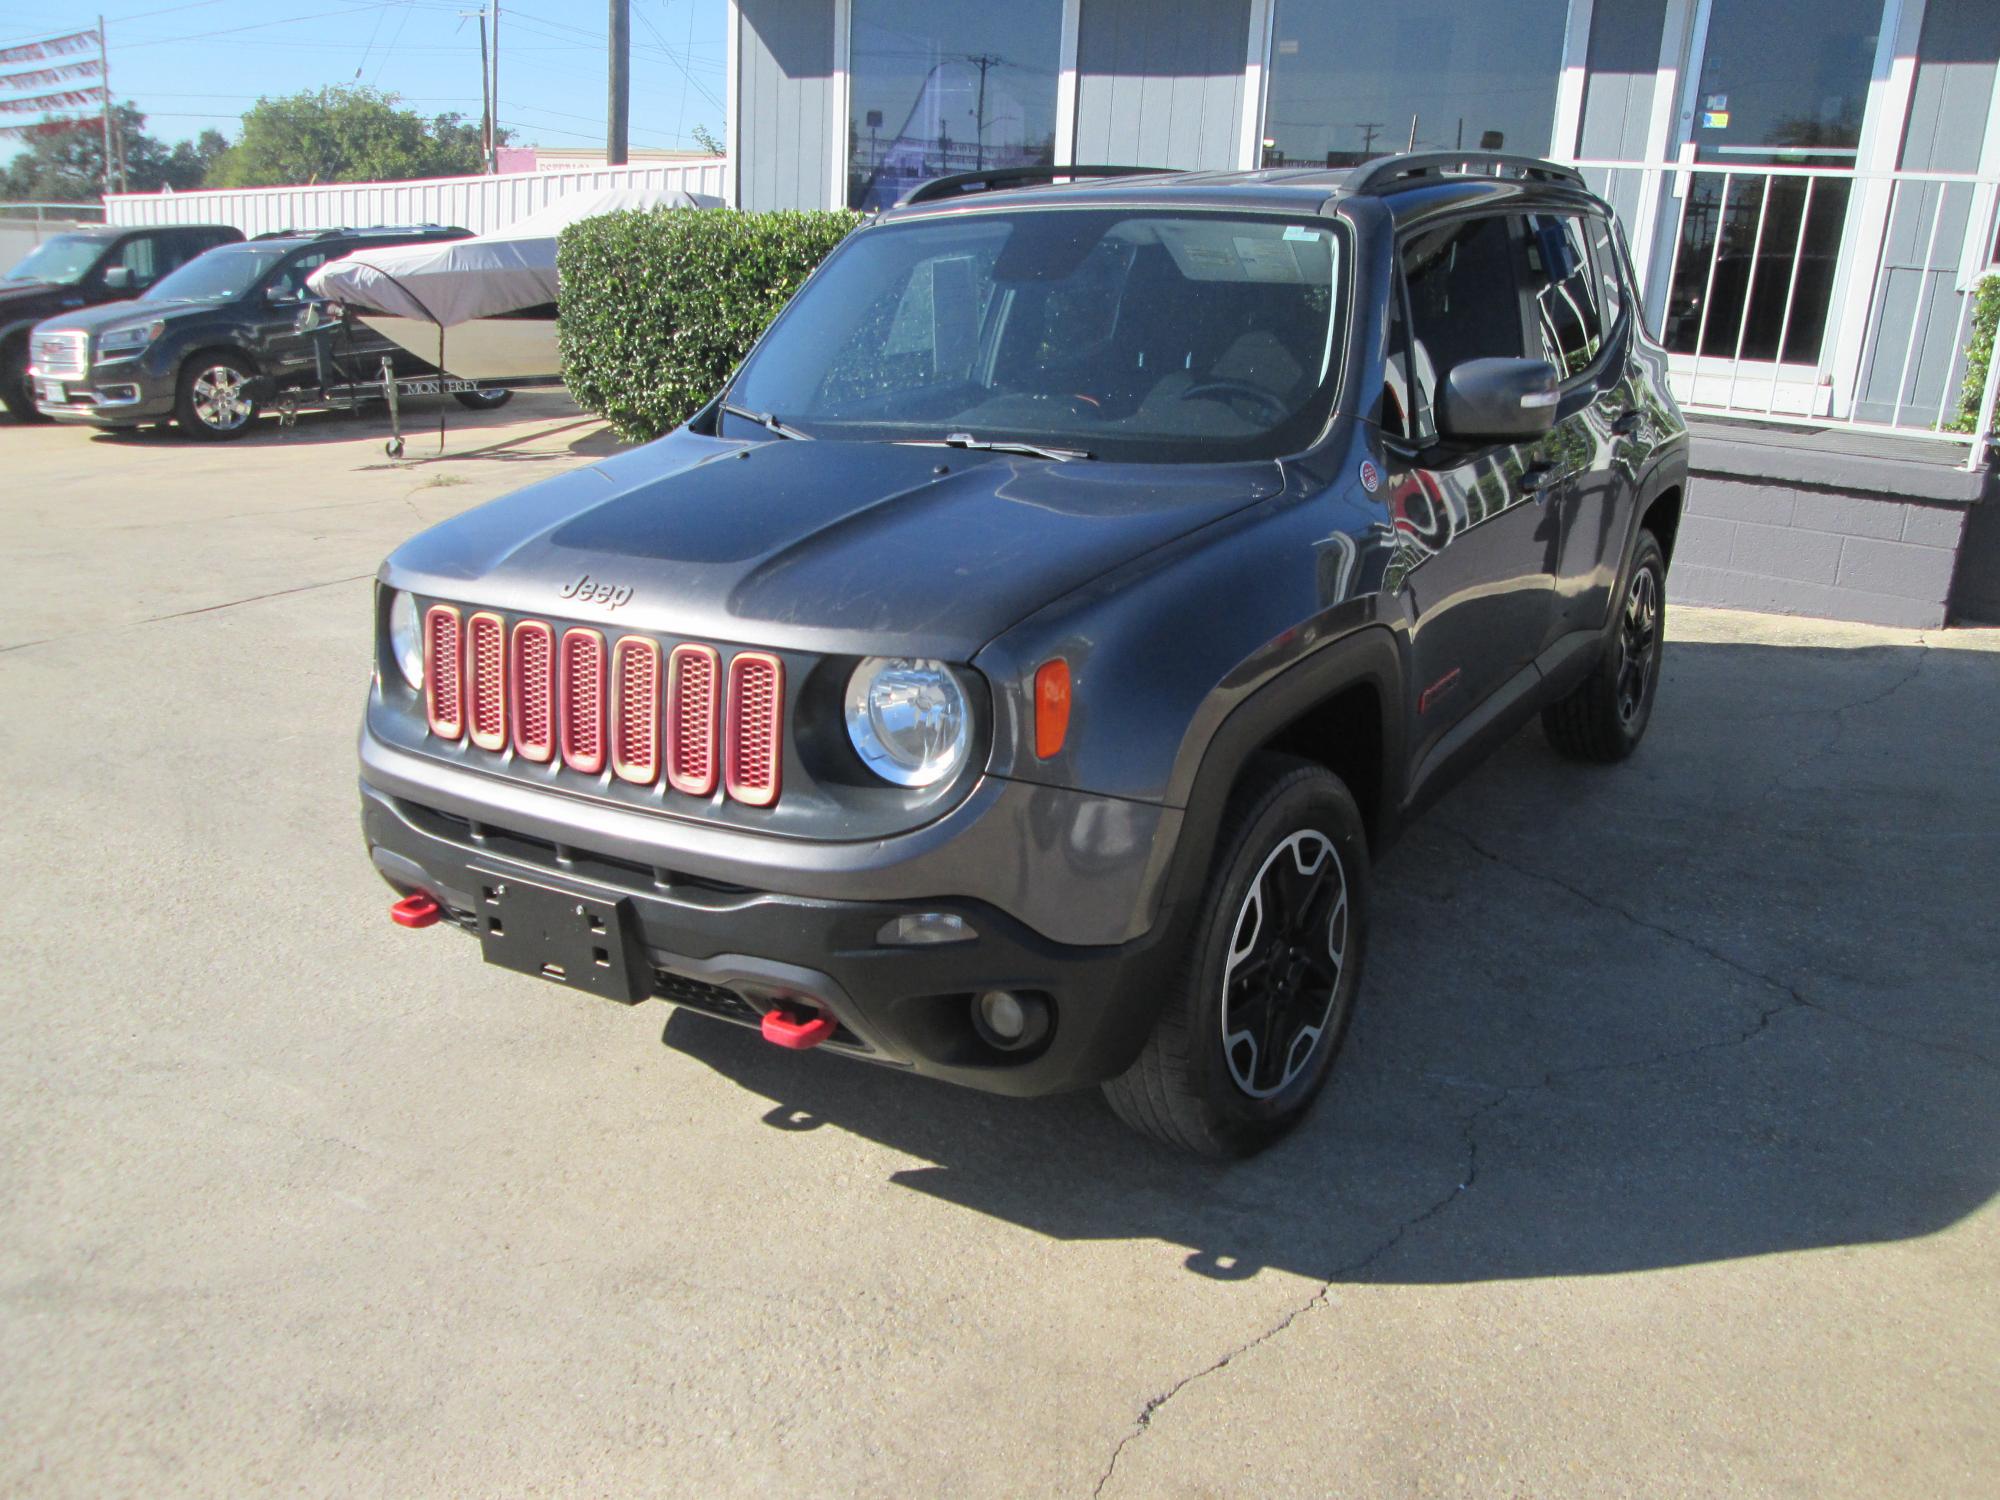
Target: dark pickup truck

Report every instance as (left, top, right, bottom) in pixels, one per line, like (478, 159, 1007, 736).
(359, 154, 1688, 1156)
(1, 222, 241, 420)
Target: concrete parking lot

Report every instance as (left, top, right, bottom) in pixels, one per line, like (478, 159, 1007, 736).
(2, 399, 1996, 1497)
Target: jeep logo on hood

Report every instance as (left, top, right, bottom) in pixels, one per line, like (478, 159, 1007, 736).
(558, 573, 632, 609)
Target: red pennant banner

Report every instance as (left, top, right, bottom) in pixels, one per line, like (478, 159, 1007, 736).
(0, 59, 102, 91)
(0, 116, 93, 139)
(0, 29, 99, 66)
(0, 86, 105, 114)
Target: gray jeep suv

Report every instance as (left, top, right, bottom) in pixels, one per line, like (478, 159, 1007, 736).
(358, 154, 1688, 1156)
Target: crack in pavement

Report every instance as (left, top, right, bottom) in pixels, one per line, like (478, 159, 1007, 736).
(1091, 1085, 1507, 1499)
(1748, 646, 1928, 808)
(1447, 827, 1998, 1075)
(0, 574, 373, 653)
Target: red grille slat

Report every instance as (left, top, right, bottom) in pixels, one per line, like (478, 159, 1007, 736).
(423, 604, 464, 740)
(724, 651, 784, 807)
(465, 611, 508, 751)
(610, 636, 661, 785)
(558, 627, 607, 775)
(509, 620, 555, 762)
(665, 643, 721, 797)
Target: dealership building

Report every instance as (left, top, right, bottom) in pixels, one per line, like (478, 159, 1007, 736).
(722, 0, 2000, 623)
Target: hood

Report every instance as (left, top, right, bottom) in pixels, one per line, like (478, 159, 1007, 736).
(384, 430, 1285, 660)
(31, 297, 213, 338)
(0, 280, 81, 323)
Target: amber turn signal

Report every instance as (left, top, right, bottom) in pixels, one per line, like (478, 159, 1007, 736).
(1035, 659, 1071, 758)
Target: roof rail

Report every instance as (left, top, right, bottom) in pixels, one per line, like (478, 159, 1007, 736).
(250, 223, 463, 241)
(1344, 152, 1586, 197)
(897, 163, 1178, 207)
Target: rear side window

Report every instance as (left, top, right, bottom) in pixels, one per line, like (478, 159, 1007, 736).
(1399, 215, 1527, 430)
(1525, 213, 1605, 378)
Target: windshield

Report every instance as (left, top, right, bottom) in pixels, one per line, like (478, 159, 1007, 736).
(143, 245, 289, 303)
(3, 233, 107, 286)
(725, 209, 1349, 463)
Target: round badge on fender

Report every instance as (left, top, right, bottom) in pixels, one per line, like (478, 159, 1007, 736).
(1358, 460, 1381, 493)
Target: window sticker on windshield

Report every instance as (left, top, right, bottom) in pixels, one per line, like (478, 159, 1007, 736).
(1233, 237, 1302, 282)
(1284, 225, 1321, 242)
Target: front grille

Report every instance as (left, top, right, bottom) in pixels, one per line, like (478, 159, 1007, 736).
(29, 331, 85, 379)
(665, 643, 719, 796)
(509, 620, 555, 762)
(465, 612, 508, 751)
(424, 605, 463, 739)
(417, 607, 787, 808)
(610, 636, 660, 784)
(558, 628, 607, 775)
(724, 653, 784, 807)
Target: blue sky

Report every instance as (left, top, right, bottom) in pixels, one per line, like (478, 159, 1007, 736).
(0, 0, 727, 153)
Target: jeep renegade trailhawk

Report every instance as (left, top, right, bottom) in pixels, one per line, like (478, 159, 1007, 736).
(359, 155, 1688, 1156)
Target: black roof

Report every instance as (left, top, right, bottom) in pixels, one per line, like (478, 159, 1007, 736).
(57, 223, 236, 240)
(885, 153, 1601, 227)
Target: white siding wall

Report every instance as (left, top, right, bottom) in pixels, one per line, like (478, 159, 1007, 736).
(102, 160, 727, 237)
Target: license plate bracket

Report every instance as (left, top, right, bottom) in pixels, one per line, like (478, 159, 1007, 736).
(37, 379, 64, 404)
(470, 868, 650, 1004)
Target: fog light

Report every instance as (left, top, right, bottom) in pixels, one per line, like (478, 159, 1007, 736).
(878, 912, 975, 946)
(972, 989, 1051, 1051)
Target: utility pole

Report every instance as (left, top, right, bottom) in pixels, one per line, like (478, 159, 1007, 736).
(965, 54, 1001, 171)
(607, 0, 630, 166)
(97, 15, 116, 197)
(489, 0, 500, 171)
(1355, 122, 1383, 157)
(468, 11, 492, 170)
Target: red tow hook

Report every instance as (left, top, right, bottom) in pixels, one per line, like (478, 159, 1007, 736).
(761, 1005, 837, 1050)
(389, 891, 442, 929)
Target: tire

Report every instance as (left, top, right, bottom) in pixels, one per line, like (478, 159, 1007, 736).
(174, 354, 260, 440)
(1542, 529, 1667, 763)
(1, 339, 51, 423)
(1104, 755, 1370, 1157)
(453, 387, 513, 410)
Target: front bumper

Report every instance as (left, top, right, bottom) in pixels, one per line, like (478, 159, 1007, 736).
(362, 777, 1187, 1095)
(28, 361, 172, 425)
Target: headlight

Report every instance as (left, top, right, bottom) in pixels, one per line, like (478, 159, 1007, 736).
(844, 657, 971, 788)
(96, 319, 164, 358)
(387, 590, 424, 690)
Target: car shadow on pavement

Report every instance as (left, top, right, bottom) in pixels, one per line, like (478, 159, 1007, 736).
(664, 637, 2000, 1285)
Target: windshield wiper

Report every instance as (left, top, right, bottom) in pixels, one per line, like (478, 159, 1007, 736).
(929, 432, 1093, 462)
(720, 402, 812, 441)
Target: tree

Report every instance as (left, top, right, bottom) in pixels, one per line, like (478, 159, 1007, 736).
(690, 123, 723, 156)
(206, 86, 498, 188)
(0, 104, 222, 201)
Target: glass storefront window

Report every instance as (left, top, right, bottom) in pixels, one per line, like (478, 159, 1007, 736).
(847, 0, 1064, 211)
(1260, 0, 1570, 167)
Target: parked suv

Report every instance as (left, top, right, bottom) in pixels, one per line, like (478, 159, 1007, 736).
(0, 223, 241, 420)
(27, 224, 475, 439)
(358, 155, 1688, 1155)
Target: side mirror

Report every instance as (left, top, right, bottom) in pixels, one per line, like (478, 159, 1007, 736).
(1437, 357, 1561, 442)
(100, 265, 131, 292)
(265, 283, 297, 304)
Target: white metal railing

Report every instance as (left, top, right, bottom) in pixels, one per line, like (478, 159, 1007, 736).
(1566, 159, 1999, 471)
(0, 200, 108, 222)
(100, 159, 727, 239)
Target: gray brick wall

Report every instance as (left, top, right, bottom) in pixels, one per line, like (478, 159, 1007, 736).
(1668, 476, 1969, 630)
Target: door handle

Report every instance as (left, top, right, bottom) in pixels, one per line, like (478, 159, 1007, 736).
(1611, 409, 1645, 436)
(1520, 463, 1561, 497)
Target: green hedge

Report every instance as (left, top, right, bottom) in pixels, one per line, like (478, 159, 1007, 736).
(1949, 273, 2000, 434)
(557, 207, 862, 441)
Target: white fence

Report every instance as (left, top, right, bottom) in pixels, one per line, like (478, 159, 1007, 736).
(1569, 159, 1999, 468)
(102, 159, 727, 238)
